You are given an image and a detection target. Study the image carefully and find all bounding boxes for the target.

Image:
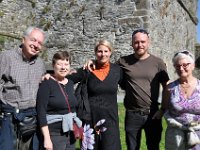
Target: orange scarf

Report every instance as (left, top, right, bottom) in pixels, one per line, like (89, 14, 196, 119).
(92, 62, 110, 81)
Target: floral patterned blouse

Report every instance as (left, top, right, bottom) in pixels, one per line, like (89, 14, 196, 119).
(168, 79, 200, 125)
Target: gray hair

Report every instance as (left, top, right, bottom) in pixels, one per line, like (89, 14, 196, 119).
(23, 26, 46, 43)
(172, 50, 194, 65)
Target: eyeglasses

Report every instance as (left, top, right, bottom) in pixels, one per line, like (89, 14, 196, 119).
(175, 63, 191, 69)
(132, 29, 149, 37)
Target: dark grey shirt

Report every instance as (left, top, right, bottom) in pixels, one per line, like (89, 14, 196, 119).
(0, 48, 46, 109)
(118, 54, 169, 111)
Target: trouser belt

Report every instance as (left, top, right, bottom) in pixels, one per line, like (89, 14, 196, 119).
(127, 109, 150, 115)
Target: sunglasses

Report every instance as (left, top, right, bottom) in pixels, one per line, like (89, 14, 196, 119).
(132, 29, 149, 37)
(173, 50, 193, 58)
(175, 63, 191, 70)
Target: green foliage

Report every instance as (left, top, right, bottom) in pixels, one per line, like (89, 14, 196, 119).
(42, 5, 51, 14)
(0, 11, 4, 17)
(11, 16, 15, 21)
(24, 0, 36, 8)
(39, 18, 52, 31)
(43, 21, 52, 31)
(65, 11, 73, 19)
(26, 12, 36, 24)
(78, 5, 85, 14)
(31, 2, 36, 8)
(118, 103, 126, 149)
(69, 0, 77, 7)
(98, 5, 105, 20)
(118, 103, 166, 150)
(0, 35, 6, 51)
(0, 36, 6, 44)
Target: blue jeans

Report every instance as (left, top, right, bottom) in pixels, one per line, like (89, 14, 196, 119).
(0, 103, 39, 150)
(0, 113, 16, 150)
(125, 110, 162, 150)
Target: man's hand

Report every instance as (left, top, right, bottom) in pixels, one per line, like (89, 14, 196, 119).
(152, 110, 164, 119)
(83, 60, 95, 71)
(41, 73, 52, 81)
(41, 69, 77, 82)
(69, 68, 77, 74)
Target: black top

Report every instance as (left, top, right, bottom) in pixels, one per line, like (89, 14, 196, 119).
(36, 78, 78, 133)
(68, 63, 123, 150)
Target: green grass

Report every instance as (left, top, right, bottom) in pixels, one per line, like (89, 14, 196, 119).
(118, 103, 166, 150)
(77, 103, 167, 150)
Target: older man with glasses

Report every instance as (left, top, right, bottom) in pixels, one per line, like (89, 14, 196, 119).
(117, 29, 169, 150)
(0, 26, 46, 150)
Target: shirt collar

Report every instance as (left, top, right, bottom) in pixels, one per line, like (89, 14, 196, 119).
(16, 46, 37, 64)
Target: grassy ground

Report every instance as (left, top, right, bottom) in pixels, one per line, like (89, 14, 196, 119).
(118, 103, 166, 150)
(77, 103, 167, 150)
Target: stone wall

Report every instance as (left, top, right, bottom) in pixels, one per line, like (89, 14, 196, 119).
(0, 0, 198, 80)
(148, 0, 198, 79)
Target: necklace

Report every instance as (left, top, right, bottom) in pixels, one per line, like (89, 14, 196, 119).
(179, 77, 197, 98)
(180, 84, 191, 95)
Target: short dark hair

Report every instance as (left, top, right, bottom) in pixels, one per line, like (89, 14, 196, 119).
(52, 51, 71, 65)
(132, 29, 149, 37)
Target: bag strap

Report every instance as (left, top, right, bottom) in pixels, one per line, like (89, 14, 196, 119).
(82, 70, 89, 83)
(57, 82, 71, 112)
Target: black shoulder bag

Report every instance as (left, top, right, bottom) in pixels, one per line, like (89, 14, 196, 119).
(75, 70, 91, 122)
(15, 109, 37, 137)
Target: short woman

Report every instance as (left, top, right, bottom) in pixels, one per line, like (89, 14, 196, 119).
(37, 51, 80, 150)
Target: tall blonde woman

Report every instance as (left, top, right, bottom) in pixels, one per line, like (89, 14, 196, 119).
(164, 50, 200, 150)
(68, 39, 123, 150)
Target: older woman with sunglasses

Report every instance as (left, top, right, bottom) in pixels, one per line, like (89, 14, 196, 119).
(163, 50, 200, 150)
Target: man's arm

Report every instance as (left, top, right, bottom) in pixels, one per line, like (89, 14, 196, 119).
(160, 82, 170, 112)
(152, 81, 170, 119)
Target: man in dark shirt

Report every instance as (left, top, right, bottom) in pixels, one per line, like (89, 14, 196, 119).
(117, 29, 169, 150)
(0, 26, 46, 150)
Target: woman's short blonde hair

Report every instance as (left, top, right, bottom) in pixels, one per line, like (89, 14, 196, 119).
(172, 50, 194, 65)
(94, 39, 113, 53)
